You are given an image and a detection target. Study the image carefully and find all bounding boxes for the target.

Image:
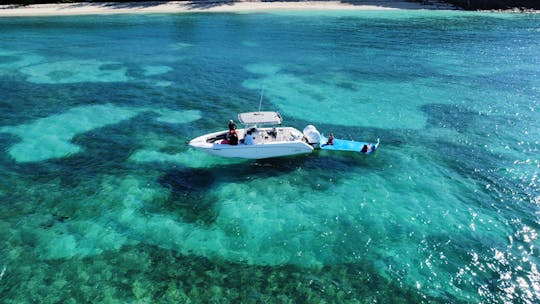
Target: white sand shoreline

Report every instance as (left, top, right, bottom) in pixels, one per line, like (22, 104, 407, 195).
(0, 1, 456, 17)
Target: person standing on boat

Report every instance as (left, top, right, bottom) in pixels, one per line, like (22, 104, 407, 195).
(228, 120, 236, 131)
(226, 119, 237, 142)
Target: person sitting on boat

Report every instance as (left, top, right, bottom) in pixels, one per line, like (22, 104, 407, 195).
(228, 129, 239, 145)
(267, 127, 277, 138)
(228, 120, 236, 131)
(244, 130, 255, 145)
(361, 144, 369, 153)
(322, 133, 334, 147)
(361, 144, 376, 153)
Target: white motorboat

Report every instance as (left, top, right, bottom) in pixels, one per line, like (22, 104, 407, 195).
(188, 111, 314, 159)
(189, 111, 380, 159)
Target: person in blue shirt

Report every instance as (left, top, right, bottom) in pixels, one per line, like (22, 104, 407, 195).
(244, 130, 254, 145)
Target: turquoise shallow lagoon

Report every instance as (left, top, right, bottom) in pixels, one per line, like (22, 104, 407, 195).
(0, 10, 539, 303)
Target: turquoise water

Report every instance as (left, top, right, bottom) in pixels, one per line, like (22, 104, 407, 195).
(0, 10, 539, 303)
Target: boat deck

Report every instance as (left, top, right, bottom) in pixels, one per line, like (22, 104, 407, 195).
(212, 127, 303, 145)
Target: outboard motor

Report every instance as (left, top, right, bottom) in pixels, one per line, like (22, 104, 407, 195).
(303, 125, 321, 147)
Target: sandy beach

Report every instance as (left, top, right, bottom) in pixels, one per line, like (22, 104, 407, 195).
(0, 1, 455, 17)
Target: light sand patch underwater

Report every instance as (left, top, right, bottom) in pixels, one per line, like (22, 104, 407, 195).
(0, 50, 43, 74)
(152, 109, 201, 124)
(169, 42, 193, 50)
(142, 65, 173, 77)
(243, 63, 446, 130)
(0, 104, 138, 162)
(0, 104, 201, 162)
(19, 60, 130, 84)
(150, 80, 173, 87)
(129, 128, 247, 168)
(6, 128, 529, 302)
(130, 149, 246, 168)
(37, 150, 511, 282)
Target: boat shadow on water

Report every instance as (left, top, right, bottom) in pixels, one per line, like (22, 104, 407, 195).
(156, 152, 382, 226)
(156, 156, 308, 226)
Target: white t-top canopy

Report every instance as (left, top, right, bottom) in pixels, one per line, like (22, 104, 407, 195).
(238, 111, 282, 125)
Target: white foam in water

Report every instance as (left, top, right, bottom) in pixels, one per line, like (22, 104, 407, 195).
(0, 105, 202, 162)
(19, 60, 130, 84)
(243, 63, 432, 130)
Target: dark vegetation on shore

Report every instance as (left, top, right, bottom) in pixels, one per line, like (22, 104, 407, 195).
(445, 0, 540, 10)
(0, 0, 539, 11)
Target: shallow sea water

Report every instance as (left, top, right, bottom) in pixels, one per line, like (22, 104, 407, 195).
(0, 10, 539, 303)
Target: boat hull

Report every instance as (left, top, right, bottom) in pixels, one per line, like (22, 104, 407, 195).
(189, 129, 314, 159)
(200, 142, 313, 159)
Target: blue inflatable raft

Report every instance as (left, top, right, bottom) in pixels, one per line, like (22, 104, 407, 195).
(319, 136, 380, 155)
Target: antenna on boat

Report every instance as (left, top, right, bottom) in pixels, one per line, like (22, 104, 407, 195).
(258, 87, 265, 113)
